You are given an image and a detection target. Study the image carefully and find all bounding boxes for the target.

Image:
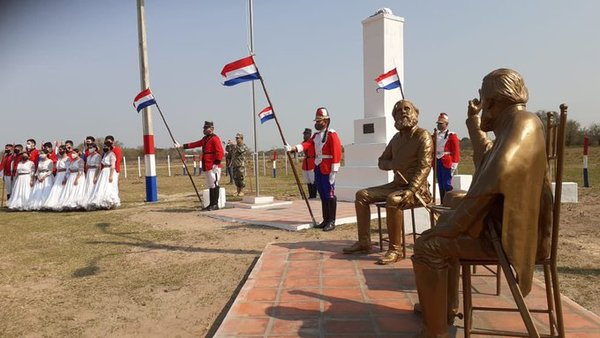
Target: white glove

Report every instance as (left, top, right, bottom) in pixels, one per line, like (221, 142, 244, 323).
(329, 171, 337, 185)
(284, 144, 293, 152)
(451, 163, 458, 176)
(211, 164, 219, 174)
(174, 141, 182, 148)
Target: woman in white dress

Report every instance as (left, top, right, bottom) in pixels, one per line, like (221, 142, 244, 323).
(28, 150, 55, 210)
(43, 145, 69, 211)
(83, 144, 101, 204)
(60, 149, 87, 210)
(7, 152, 35, 211)
(88, 145, 120, 210)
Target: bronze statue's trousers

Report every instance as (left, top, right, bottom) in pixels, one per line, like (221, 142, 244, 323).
(413, 234, 496, 336)
(412, 257, 449, 338)
(385, 206, 403, 253)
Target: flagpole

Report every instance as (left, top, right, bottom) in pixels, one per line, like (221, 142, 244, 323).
(136, 0, 158, 202)
(153, 101, 203, 205)
(251, 57, 317, 226)
(394, 65, 405, 99)
(248, 0, 260, 196)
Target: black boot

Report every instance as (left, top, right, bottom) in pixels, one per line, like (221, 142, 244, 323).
(323, 197, 336, 232)
(209, 187, 220, 210)
(314, 199, 329, 228)
(307, 184, 317, 199)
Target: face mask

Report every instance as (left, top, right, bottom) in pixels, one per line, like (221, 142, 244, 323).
(40, 154, 47, 160)
(14, 149, 21, 155)
(26, 144, 34, 150)
(103, 147, 109, 153)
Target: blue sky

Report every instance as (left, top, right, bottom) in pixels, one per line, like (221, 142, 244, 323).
(1, 0, 598, 150)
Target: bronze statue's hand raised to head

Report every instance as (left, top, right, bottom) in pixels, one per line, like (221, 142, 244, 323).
(468, 98, 482, 117)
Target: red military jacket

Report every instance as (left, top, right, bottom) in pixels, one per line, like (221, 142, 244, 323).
(113, 146, 122, 173)
(301, 144, 316, 171)
(1, 153, 14, 177)
(436, 130, 460, 169)
(28, 148, 39, 166)
(48, 151, 58, 175)
(296, 129, 341, 175)
(184, 134, 224, 170)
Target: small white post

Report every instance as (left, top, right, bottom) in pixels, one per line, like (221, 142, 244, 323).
(137, 156, 142, 177)
(167, 155, 171, 177)
(193, 160, 197, 176)
(123, 156, 128, 179)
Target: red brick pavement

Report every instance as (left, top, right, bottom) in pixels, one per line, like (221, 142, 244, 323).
(214, 239, 600, 337)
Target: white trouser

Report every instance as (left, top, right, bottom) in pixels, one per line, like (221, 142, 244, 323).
(3, 175, 12, 195)
(302, 169, 315, 184)
(205, 167, 221, 189)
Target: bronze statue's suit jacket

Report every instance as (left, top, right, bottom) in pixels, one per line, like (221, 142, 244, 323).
(450, 106, 552, 296)
(378, 126, 433, 196)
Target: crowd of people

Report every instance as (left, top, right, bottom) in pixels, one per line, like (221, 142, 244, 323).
(0, 136, 122, 211)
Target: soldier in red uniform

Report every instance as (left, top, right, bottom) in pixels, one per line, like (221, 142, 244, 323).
(1, 144, 14, 201)
(287, 108, 342, 231)
(26, 139, 39, 167)
(176, 121, 224, 211)
(434, 113, 460, 202)
(300, 128, 317, 199)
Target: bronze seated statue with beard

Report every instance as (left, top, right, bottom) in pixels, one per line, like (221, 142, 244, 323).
(343, 99, 433, 265)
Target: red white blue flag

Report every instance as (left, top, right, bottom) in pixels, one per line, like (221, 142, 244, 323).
(133, 88, 157, 113)
(221, 56, 260, 86)
(375, 68, 402, 91)
(258, 106, 274, 124)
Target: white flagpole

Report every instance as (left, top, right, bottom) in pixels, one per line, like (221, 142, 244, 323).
(248, 0, 260, 196)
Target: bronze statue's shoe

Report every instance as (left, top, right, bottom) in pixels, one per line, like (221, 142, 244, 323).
(413, 303, 462, 325)
(342, 241, 372, 254)
(376, 250, 401, 265)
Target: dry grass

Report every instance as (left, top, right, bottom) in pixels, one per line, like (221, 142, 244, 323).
(0, 146, 597, 336)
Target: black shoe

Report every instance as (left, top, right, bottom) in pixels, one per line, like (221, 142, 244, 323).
(322, 221, 335, 232)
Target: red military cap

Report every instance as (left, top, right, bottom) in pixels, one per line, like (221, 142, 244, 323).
(313, 107, 330, 121)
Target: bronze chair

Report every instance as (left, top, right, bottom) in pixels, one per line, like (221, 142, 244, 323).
(460, 104, 567, 337)
(374, 202, 417, 258)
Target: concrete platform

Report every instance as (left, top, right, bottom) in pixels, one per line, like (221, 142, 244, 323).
(214, 239, 600, 337)
(208, 200, 380, 231)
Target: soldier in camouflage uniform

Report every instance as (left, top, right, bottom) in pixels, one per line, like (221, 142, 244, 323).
(231, 133, 249, 196)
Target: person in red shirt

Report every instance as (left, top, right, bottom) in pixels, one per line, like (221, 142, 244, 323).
(104, 136, 121, 174)
(300, 128, 318, 199)
(175, 121, 224, 211)
(287, 108, 342, 232)
(1, 144, 14, 201)
(65, 140, 75, 160)
(42, 142, 58, 175)
(434, 113, 461, 202)
(26, 139, 39, 167)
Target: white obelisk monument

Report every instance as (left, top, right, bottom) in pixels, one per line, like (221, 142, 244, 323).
(336, 8, 405, 201)
(336, 9, 437, 233)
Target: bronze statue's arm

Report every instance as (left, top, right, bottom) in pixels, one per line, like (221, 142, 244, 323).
(378, 138, 394, 171)
(467, 115, 492, 169)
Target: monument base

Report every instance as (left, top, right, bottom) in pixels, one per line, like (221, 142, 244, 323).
(225, 195, 292, 209)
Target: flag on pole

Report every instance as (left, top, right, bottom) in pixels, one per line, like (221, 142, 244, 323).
(133, 88, 157, 113)
(220, 56, 260, 86)
(375, 68, 402, 91)
(258, 106, 274, 124)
